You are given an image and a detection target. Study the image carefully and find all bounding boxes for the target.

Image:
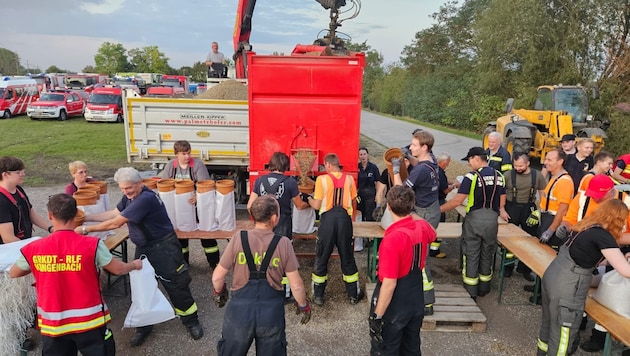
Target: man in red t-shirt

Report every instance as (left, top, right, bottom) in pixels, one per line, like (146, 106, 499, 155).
(368, 185, 436, 354)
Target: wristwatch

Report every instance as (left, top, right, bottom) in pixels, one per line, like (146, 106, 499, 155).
(82, 225, 88, 235)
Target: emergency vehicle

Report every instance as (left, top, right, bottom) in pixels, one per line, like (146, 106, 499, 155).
(112, 75, 142, 95)
(26, 89, 85, 121)
(84, 86, 124, 123)
(161, 75, 189, 95)
(0, 77, 40, 119)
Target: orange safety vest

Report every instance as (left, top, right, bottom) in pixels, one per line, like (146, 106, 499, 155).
(21, 231, 110, 336)
(617, 154, 630, 179)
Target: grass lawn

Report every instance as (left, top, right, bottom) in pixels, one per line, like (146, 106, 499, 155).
(0, 115, 133, 186)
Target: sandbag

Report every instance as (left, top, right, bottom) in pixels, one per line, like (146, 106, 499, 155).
(197, 190, 218, 231)
(174, 191, 197, 232)
(592, 269, 630, 319)
(292, 205, 316, 234)
(124, 257, 175, 328)
(216, 190, 236, 231)
(158, 190, 177, 228)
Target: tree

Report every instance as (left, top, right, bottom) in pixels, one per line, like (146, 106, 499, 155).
(189, 61, 208, 82)
(82, 65, 96, 73)
(94, 42, 129, 76)
(0, 48, 21, 75)
(45, 65, 67, 73)
(346, 41, 385, 109)
(128, 46, 170, 73)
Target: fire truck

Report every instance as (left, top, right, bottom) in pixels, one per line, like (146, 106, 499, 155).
(84, 86, 124, 123)
(0, 77, 40, 118)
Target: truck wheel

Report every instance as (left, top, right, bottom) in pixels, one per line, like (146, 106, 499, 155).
(116, 114, 123, 123)
(506, 135, 530, 156)
(58, 110, 67, 121)
(2, 110, 10, 119)
(482, 126, 496, 149)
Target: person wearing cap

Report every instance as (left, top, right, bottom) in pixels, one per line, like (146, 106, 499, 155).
(611, 152, 630, 184)
(391, 130, 440, 314)
(577, 150, 614, 193)
(564, 138, 594, 194)
(560, 134, 577, 155)
(439, 146, 508, 299)
(485, 132, 512, 173)
(536, 199, 630, 356)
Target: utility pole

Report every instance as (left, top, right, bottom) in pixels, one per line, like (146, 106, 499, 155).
(15, 53, 20, 75)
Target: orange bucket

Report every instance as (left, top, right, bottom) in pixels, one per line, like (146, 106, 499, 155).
(216, 179, 235, 195)
(157, 179, 175, 192)
(73, 191, 98, 206)
(175, 180, 195, 194)
(81, 184, 101, 194)
(90, 180, 108, 194)
(74, 209, 86, 228)
(298, 177, 315, 194)
(197, 180, 216, 193)
(142, 178, 158, 190)
(383, 148, 408, 183)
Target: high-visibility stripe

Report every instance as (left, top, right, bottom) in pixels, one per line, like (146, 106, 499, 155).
(430, 241, 441, 249)
(40, 314, 111, 337)
(461, 256, 479, 285)
(501, 164, 513, 172)
(479, 273, 492, 282)
(204, 246, 219, 254)
(175, 302, 198, 317)
(490, 157, 502, 162)
(422, 268, 434, 291)
(281, 277, 288, 285)
(466, 173, 478, 213)
(557, 326, 570, 355)
(537, 338, 548, 352)
(38, 304, 106, 320)
(505, 252, 515, 259)
(343, 272, 359, 283)
(181, 246, 189, 253)
(312, 273, 328, 284)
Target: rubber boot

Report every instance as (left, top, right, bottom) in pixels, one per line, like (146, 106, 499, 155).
(205, 253, 218, 269)
(346, 281, 364, 304)
(312, 281, 327, 306)
(580, 329, 606, 352)
(182, 251, 190, 265)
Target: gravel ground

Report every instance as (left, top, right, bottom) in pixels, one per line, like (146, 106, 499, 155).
(16, 159, 613, 355)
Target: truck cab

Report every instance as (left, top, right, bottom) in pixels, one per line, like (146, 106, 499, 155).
(161, 75, 189, 95)
(0, 77, 40, 118)
(84, 86, 124, 123)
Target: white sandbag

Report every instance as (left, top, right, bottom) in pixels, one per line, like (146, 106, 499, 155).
(175, 191, 197, 232)
(354, 211, 363, 252)
(101, 193, 111, 211)
(159, 190, 177, 229)
(0, 237, 42, 272)
(0, 272, 36, 355)
(216, 191, 236, 231)
(78, 204, 113, 241)
(124, 257, 176, 328)
(380, 208, 394, 230)
(197, 190, 218, 231)
(292, 205, 316, 234)
(592, 269, 630, 319)
(591, 266, 607, 288)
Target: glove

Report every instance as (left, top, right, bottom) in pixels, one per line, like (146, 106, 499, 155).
(526, 209, 541, 227)
(555, 224, 569, 241)
(300, 192, 310, 203)
(539, 229, 554, 244)
(212, 283, 229, 308)
(368, 313, 384, 343)
(295, 301, 312, 324)
(391, 158, 401, 175)
(372, 204, 381, 221)
(400, 147, 413, 160)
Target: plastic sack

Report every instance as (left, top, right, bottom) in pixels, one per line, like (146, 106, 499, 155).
(124, 257, 175, 328)
(174, 191, 197, 232)
(216, 190, 236, 231)
(592, 269, 630, 319)
(292, 205, 316, 234)
(380, 208, 394, 230)
(158, 190, 177, 229)
(197, 190, 218, 231)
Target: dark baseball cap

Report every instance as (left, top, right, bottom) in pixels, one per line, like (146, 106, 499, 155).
(561, 134, 576, 142)
(462, 147, 487, 161)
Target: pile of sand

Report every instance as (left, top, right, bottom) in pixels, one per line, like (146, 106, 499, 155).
(195, 80, 248, 100)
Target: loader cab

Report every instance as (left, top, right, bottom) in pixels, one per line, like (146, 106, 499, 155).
(533, 86, 588, 123)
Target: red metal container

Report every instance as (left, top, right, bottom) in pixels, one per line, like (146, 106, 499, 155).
(247, 48, 365, 187)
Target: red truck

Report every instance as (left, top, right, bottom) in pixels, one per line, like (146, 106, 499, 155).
(84, 86, 124, 123)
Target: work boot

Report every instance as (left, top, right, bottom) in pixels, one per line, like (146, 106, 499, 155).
(580, 329, 606, 352)
(523, 285, 536, 293)
(130, 325, 153, 347)
(186, 323, 204, 340)
(521, 272, 536, 282)
(346, 281, 363, 304)
(504, 266, 514, 278)
(424, 305, 434, 316)
(312, 281, 326, 306)
(350, 289, 365, 305)
(579, 316, 588, 331)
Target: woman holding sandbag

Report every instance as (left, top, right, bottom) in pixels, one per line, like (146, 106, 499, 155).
(537, 199, 630, 356)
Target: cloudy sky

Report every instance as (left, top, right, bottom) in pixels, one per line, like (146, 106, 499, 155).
(1, 0, 445, 72)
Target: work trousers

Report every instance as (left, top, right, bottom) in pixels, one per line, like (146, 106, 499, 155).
(538, 247, 592, 356)
(274, 214, 293, 240)
(505, 201, 539, 274)
(42, 326, 114, 356)
(358, 188, 377, 222)
(313, 206, 359, 298)
(136, 232, 199, 327)
(461, 208, 499, 298)
(414, 200, 440, 306)
(179, 238, 219, 267)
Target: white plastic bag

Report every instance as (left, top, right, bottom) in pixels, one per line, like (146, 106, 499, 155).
(174, 191, 197, 232)
(124, 257, 176, 328)
(592, 269, 630, 319)
(292, 205, 316, 234)
(216, 190, 236, 231)
(197, 190, 218, 231)
(158, 190, 177, 228)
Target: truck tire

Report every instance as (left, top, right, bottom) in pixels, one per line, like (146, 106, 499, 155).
(58, 110, 68, 121)
(116, 114, 123, 123)
(2, 110, 10, 119)
(506, 134, 530, 156)
(482, 126, 496, 149)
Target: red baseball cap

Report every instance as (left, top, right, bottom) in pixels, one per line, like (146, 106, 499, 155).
(585, 174, 614, 199)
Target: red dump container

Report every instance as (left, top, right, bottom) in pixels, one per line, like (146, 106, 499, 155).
(247, 48, 365, 186)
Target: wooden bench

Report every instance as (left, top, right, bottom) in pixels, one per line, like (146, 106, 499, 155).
(103, 226, 131, 296)
(497, 234, 630, 355)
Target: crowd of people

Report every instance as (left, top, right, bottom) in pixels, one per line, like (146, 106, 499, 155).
(3, 125, 630, 355)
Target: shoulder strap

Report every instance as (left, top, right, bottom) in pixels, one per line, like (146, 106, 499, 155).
(510, 171, 517, 201)
(261, 174, 288, 196)
(241, 231, 282, 280)
(545, 173, 568, 211)
(528, 169, 537, 203)
(0, 186, 25, 206)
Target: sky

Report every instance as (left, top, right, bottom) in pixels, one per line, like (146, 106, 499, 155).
(0, 0, 446, 73)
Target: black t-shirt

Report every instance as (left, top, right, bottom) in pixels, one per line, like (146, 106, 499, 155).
(0, 186, 33, 243)
(438, 167, 449, 201)
(565, 154, 594, 193)
(457, 166, 506, 213)
(569, 226, 619, 269)
(405, 160, 439, 208)
(253, 173, 299, 218)
(357, 161, 380, 192)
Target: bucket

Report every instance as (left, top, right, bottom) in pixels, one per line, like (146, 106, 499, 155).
(157, 179, 176, 192)
(216, 179, 235, 195)
(81, 184, 102, 194)
(74, 209, 86, 228)
(91, 180, 108, 194)
(175, 180, 195, 194)
(197, 180, 216, 193)
(298, 177, 315, 194)
(73, 190, 98, 206)
(383, 148, 408, 183)
(142, 178, 158, 190)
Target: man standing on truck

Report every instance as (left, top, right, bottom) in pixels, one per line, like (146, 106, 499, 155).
(205, 42, 226, 78)
(159, 140, 220, 269)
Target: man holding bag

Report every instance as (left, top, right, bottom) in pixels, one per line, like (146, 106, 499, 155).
(10, 194, 142, 355)
(212, 195, 311, 356)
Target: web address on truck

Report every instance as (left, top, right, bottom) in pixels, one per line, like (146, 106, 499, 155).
(163, 117, 244, 126)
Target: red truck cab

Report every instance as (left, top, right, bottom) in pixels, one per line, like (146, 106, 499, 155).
(161, 75, 189, 95)
(84, 86, 124, 123)
(0, 77, 40, 118)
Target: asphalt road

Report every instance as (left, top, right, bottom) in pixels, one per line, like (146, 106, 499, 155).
(360, 110, 481, 160)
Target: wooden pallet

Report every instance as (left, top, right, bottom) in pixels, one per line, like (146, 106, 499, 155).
(423, 284, 487, 332)
(365, 283, 487, 333)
